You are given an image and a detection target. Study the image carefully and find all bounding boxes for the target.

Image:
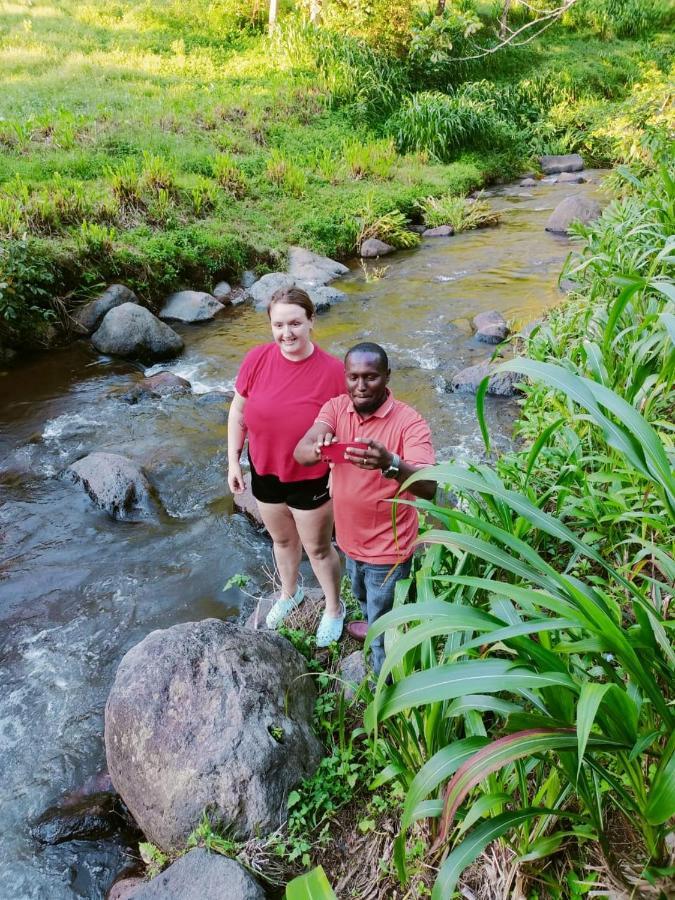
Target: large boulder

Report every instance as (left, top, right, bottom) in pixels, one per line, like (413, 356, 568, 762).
(359, 238, 395, 258)
(448, 363, 523, 397)
(160, 291, 224, 323)
(288, 246, 348, 286)
(65, 452, 155, 519)
(472, 310, 510, 344)
(539, 153, 584, 175)
(75, 285, 139, 335)
(546, 196, 602, 235)
(105, 620, 322, 850)
(123, 849, 264, 900)
(91, 304, 184, 361)
(249, 273, 296, 310)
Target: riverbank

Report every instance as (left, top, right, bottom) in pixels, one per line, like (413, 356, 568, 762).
(0, 0, 673, 351)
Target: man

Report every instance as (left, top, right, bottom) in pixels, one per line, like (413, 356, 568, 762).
(294, 342, 436, 673)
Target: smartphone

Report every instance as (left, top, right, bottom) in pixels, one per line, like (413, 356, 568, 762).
(319, 441, 353, 464)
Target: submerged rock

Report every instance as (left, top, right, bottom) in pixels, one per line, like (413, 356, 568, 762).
(65, 452, 155, 519)
(105, 619, 322, 850)
(309, 285, 346, 312)
(423, 225, 454, 237)
(359, 238, 395, 258)
(91, 304, 184, 361)
(448, 362, 523, 397)
(472, 310, 510, 344)
(123, 849, 265, 900)
(540, 153, 584, 175)
(31, 792, 137, 846)
(557, 172, 587, 184)
(121, 372, 192, 403)
(288, 246, 348, 286)
(546, 196, 601, 235)
(160, 291, 224, 323)
(75, 285, 139, 335)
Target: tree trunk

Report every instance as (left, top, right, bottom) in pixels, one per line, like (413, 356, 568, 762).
(499, 0, 512, 38)
(268, 0, 278, 35)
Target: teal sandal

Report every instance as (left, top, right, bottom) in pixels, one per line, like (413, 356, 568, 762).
(265, 587, 304, 629)
(315, 601, 346, 648)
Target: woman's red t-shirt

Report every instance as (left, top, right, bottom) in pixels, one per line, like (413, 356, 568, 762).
(235, 342, 345, 483)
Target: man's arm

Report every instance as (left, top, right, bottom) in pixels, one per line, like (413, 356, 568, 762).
(294, 421, 335, 466)
(343, 439, 436, 500)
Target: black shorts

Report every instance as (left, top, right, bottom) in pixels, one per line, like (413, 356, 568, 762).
(249, 457, 331, 511)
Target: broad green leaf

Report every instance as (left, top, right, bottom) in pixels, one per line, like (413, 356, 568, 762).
(431, 809, 555, 900)
(576, 683, 611, 777)
(645, 738, 675, 825)
(519, 831, 576, 862)
(457, 791, 511, 836)
(445, 694, 522, 720)
(367, 660, 576, 727)
(286, 866, 337, 900)
(435, 729, 625, 845)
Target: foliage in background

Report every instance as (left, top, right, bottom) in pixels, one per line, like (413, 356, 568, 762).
(366, 135, 675, 897)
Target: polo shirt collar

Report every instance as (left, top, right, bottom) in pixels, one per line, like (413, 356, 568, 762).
(348, 389, 395, 420)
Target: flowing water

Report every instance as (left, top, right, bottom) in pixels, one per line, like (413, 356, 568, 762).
(0, 175, 606, 898)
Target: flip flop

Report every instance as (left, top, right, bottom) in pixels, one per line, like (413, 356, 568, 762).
(315, 601, 346, 647)
(265, 587, 304, 630)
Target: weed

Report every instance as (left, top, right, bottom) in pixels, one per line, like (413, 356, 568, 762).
(359, 260, 389, 283)
(138, 842, 168, 879)
(343, 138, 396, 180)
(265, 150, 307, 197)
(356, 197, 419, 252)
(211, 154, 248, 198)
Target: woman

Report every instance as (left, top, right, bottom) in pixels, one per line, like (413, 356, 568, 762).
(227, 286, 346, 645)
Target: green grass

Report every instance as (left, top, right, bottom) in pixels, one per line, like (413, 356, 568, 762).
(1, 1, 672, 344)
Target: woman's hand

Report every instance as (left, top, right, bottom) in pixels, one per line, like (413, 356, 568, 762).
(228, 459, 246, 494)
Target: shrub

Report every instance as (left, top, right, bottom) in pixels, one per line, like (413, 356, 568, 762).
(418, 194, 500, 232)
(386, 90, 521, 162)
(0, 239, 58, 337)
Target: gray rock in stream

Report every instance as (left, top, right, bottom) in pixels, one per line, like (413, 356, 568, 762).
(546, 196, 602, 235)
(104, 619, 322, 851)
(30, 792, 137, 845)
(539, 153, 585, 175)
(75, 285, 139, 335)
(92, 304, 184, 361)
(120, 372, 192, 404)
(65, 452, 156, 520)
(360, 238, 395, 258)
(123, 849, 265, 900)
(288, 246, 348, 286)
(448, 362, 523, 397)
(160, 291, 224, 323)
(472, 310, 510, 344)
(249, 272, 296, 309)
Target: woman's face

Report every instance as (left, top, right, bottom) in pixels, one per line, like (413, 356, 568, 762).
(269, 303, 314, 358)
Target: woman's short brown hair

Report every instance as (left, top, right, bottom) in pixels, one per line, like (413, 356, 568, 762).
(267, 286, 315, 319)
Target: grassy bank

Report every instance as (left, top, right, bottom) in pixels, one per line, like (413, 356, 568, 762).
(0, 0, 672, 347)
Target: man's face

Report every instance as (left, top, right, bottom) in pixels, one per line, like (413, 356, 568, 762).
(345, 352, 390, 415)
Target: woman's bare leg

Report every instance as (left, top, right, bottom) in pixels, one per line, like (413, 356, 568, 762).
(291, 501, 342, 617)
(256, 501, 302, 598)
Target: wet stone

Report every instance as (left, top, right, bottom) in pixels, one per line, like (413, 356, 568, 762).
(30, 792, 137, 846)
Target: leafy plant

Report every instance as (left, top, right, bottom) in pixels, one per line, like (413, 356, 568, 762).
(212, 153, 248, 198)
(418, 194, 499, 232)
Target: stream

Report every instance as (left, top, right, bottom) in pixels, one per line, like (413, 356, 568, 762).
(0, 174, 606, 899)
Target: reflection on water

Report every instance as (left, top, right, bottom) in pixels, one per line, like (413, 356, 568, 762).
(0, 174, 606, 897)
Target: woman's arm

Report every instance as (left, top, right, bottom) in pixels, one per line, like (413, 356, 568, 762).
(227, 391, 247, 493)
